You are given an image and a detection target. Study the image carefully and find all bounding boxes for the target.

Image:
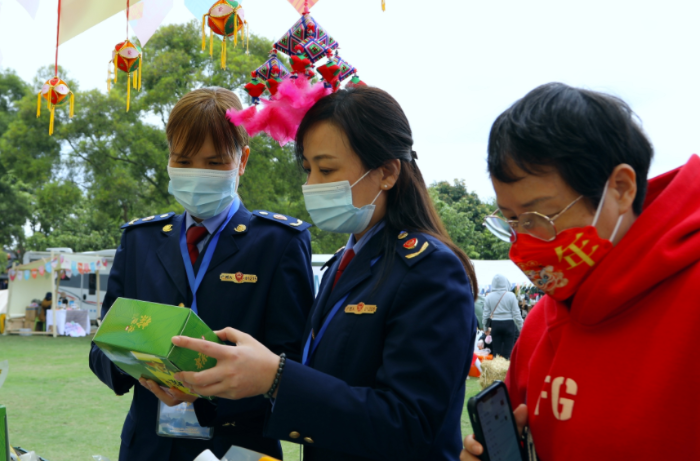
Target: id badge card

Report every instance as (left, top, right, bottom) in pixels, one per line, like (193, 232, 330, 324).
(157, 400, 214, 440)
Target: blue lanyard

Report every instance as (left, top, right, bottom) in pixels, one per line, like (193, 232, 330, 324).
(302, 255, 381, 366)
(178, 197, 240, 315)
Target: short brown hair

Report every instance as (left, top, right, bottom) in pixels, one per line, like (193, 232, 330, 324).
(166, 87, 248, 160)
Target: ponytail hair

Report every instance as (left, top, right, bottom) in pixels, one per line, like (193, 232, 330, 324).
(295, 86, 478, 295)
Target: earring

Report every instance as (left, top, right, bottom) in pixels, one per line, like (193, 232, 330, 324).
(383, 184, 389, 189)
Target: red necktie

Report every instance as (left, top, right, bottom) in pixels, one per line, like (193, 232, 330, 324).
(333, 248, 356, 289)
(186, 226, 209, 264)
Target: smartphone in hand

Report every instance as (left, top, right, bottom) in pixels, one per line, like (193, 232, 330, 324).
(467, 381, 525, 461)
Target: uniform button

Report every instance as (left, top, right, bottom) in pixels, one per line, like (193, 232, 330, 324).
(289, 431, 300, 439)
(304, 437, 314, 444)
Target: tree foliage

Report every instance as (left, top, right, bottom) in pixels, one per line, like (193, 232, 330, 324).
(0, 22, 504, 259)
(429, 180, 511, 260)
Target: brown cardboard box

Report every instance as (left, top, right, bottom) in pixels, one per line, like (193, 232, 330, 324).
(25, 306, 38, 323)
(5, 317, 25, 332)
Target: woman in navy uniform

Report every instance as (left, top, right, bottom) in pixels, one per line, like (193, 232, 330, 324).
(89, 88, 314, 461)
(174, 87, 478, 461)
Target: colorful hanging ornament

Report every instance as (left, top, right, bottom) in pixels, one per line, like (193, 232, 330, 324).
(244, 71, 266, 105)
(228, 0, 367, 146)
(318, 52, 356, 92)
(109, 0, 143, 112)
(290, 44, 313, 78)
(274, 11, 338, 56)
(265, 66, 284, 96)
(111, 39, 143, 112)
(37, 0, 75, 135)
(37, 77, 75, 136)
(345, 72, 367, 89)
(202, 0, 249, 69)
(298, 37, 328, 63)
(254, 49, 290, 81)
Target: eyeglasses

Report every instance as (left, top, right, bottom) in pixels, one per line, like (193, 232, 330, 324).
(483, 196, 584, 243)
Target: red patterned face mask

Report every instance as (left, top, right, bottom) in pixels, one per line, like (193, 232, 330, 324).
(509, 185, 623, 302)
(509, 225, 614, 301)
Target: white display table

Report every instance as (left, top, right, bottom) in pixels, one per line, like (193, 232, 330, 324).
(45, 309, 91, 336)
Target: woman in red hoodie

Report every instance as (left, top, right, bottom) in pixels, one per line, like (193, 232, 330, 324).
(462, 82, 700, 460)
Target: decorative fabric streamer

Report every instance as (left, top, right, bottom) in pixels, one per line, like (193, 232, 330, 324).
(227, 76, 330, 146)
(286, 0, 319, 14)
(128, 0, 174, 47)
(58, 0, 144, 45)
(15, 0, 41, 18)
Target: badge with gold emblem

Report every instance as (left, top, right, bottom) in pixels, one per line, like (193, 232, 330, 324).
(220, 272, 258, 284)
(344, 302, 377, 315)
(403, 238, 418, 250)
(162, 224, 173, 232)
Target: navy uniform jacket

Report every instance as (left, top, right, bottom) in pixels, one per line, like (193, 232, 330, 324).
(89, 205, 314, 461)
(265, 229, 477, 461)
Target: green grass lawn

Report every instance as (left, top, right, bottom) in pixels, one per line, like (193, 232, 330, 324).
(0, 335, 482, 461)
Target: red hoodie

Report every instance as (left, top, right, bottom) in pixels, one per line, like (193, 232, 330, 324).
(506, 155, 700, 460)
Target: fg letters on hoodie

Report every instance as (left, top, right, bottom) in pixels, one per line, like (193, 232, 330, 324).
(506, 155, 700, 460)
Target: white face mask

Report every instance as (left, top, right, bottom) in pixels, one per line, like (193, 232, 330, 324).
(167, 166, 239, 220)
(302, 170, 382, 234)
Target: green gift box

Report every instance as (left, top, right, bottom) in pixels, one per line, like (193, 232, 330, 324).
(94, 298, 222, 399)
(1, 405, 8, 461)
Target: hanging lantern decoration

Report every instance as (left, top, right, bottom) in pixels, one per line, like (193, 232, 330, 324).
(111, 40, 143, 112)
(36, 77, 74, 136)
(202, 0, 249, 69)
(37, 0, 74, 135)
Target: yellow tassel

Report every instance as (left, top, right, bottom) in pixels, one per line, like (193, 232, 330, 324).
(69, 92, 74, 118)
(49, 106, 55, 136)
(201, 14, 208, 51)
(107, 74, 111, 93)
(246, 22, 250, 54)
(37, 92, 41, 117)
(234, 14, 238, 47)
(382, 0, 386, 11)
(221, 36, 226, 69)
(133, 70, 137, 89)
(138, 64, 142, 91)
(210, 28, 213, 57)
(127, 73, 131, 112)
(114, 59, 118, 83)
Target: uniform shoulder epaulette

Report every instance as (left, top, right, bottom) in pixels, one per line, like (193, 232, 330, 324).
(252, 210, 311, 231)
(321, 246, 345, 270)
(120, 212, 176, 229)
(395, 230, 437, 267)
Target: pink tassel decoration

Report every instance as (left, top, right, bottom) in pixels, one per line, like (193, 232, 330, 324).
(227, 76, 330, 146)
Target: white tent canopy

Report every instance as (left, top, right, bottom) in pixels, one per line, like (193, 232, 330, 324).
(472, 260, 530, 294)
(0, 289, 7, 315)
(6, 252, 106, 336)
